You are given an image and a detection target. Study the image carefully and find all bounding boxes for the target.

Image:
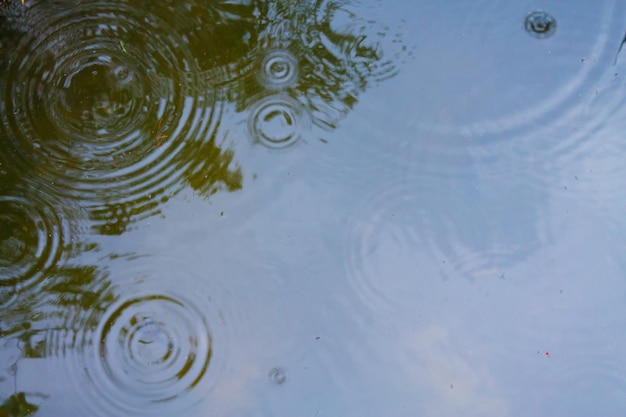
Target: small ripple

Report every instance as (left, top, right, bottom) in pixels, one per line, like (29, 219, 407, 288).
(524, 11, 557, 39)
(202, 0, 408, 136)
(257, 49, 299, 90)
(97, 295, 211, 403)
(247, 93, 311, 149)
(267, 367, 287, 386)
(0, 2, 222, 233)
(346, 219, 425, 315)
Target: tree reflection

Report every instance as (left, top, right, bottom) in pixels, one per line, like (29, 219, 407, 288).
(0, 0, 401, 234)
(197, 0, 399, 129)
(0, 392, 39, 417)
(0, 0, 405, 412)
(1, 257, 118, 358)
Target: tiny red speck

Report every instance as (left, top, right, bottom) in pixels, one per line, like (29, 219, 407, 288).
(545, 351, 550, 357)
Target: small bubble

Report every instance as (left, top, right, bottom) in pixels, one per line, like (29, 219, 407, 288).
(524, 11, 557, 39)
(268, 367, 287, 385)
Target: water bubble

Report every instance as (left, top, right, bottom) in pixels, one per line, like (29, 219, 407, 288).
(247, 94, 310, 149)
(524, 11, 557, 39)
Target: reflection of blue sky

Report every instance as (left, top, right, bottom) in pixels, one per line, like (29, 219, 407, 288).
(6, 1, 626, 415)
(145, 23, 626, 412)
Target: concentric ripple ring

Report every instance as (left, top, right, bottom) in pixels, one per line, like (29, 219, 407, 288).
(0, 3, 220, 232)
(247, 93, 310, 149)
(77, 290, 217, 416)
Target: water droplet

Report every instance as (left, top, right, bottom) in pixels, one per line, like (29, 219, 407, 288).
(524, 11, 557, 39)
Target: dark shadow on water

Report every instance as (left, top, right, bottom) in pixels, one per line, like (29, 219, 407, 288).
(0, 0, 401, 234)
(0, 0, 406, 414)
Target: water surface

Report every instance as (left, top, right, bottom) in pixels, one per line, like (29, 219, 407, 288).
(1, 0, 626, 416)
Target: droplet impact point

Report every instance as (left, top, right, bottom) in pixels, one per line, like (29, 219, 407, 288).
(525, 11, 557, 39)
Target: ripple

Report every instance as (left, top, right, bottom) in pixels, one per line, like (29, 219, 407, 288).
(257, 49, 299, 90)
(292, 2, 403, 130)
(343, 164, 545, 314)
(524, 11, 557, 39)
(67, 262, 233, 417)
(414, 0, 624, 139)
(205, 0, 407, 134)
(343, 171, 436, 315)
(247, 93, 311, 149)
(267, 367, 287, 385)
(0, 2, 221, 233)
(0, 184, 72, 307)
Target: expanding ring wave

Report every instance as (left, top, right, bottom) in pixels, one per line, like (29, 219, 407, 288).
(0, 3, 221, 233)
(73, 289, 221, 416)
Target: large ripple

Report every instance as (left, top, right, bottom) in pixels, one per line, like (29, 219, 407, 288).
(66, 261, 235, 417)
(0, 2, 221, 233)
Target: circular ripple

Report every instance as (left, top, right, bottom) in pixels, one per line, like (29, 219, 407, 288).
(0, 188, 71, 306)
(414, 1, 623, 140)
(342, 165, 543, 315)
(257, 49, 299, 90)
(247, 93, 311, 149)
(0, 3, 220, 233)
(268, 367, 287, 385)
(62, 259, 245, 417)
(76, 290, 219, 416)
(524, 11, 557, 39)
(99, 295, 211, 398)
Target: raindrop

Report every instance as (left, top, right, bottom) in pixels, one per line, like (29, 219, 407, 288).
(524, 11, 557, 39)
